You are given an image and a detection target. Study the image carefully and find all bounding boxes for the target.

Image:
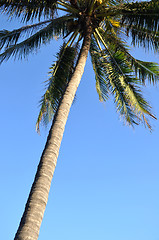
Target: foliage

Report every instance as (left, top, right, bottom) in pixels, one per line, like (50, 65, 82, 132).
(0, 0, 159, 130)
(36, 43, 78, 132)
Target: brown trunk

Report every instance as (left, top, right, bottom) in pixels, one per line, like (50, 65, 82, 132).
(14, 25, 92, 240)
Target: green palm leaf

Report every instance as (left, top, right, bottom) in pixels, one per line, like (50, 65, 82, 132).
(121, 0, 159, 33)
(0, 19, 52, 50)
(93, 29, 156, 128)
(106, 50, 156, 128)
(90, 36, 109, 101)
(129, 58, 159, 84)
(90, 38, 140, 125)
(97, 27, 159, 85)
(0, 0, 58, 21)
(110, 38, 159, 84)
(0, 15, 75, 63)
(123, 25, 159, 52)
(36, 43, 78, 132)
(97, 0, 159, 33)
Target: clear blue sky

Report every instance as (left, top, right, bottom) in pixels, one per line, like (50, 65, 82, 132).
(0, 14, 159, 240)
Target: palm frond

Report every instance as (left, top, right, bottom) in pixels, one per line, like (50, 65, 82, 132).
(123, 24, 159, 52)
(90, 33, 141, 125)
(98, 22, 129, 53)
(36, 43, 78, 132)
(96, 0, 159, 32)
(97, 27, 159, 85)
(122, 0, 159, 15)
(0, 19, 52, 51)
(90, 35, 109, 101)
(131, 59, 159, 85)
(93, 29, 156, 128)
(107, 70, 140, 126)
(0, 0, 58, 22)
(121, 0, 159, 33)
(106, 49, 156, 128)
(91, 39, 140, 125)
(109, 37, 159, 85)
(57, 0, 80, 14)
(0, 15, 75, 63)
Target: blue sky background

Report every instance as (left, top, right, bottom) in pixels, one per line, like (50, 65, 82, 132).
(0, 14, 159, 240)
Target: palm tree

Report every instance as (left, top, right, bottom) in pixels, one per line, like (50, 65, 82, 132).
(0, 0, 159, 239)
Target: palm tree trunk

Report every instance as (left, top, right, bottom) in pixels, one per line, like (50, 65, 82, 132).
(14, 25, 92, 240)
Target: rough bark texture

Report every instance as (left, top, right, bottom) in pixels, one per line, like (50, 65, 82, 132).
(14, 25, 92, 240)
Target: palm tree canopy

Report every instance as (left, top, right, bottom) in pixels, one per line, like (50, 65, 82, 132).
(0, 0, 159, 130)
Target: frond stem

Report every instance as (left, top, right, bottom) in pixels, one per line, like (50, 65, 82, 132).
(93, 32, 103, 51)
(95, 28, 108, 49)
(70, 29, 79, 46)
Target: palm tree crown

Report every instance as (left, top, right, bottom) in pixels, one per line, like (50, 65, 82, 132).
(1, 0, 159, 239)
(1, 0, 159, 129)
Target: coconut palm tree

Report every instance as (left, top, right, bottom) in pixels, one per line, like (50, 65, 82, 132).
(0, 0, 159, 239)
